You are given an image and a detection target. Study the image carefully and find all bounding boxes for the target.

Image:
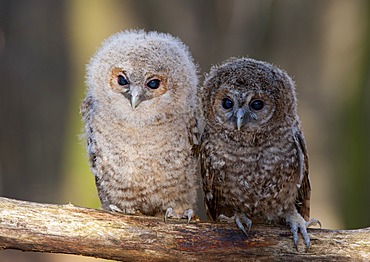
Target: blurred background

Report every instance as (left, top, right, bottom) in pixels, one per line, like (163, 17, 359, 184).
(0, 0, 369, 261)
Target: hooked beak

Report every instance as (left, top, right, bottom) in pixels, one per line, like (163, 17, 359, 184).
(235, 108, 257, 130)
(129, 86, 143, 110)
(236, 108, 245, 130)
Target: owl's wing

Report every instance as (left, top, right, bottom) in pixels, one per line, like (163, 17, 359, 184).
(200, 145, 219, 221)
(293, 127, 311, 221)
(200, 130, 232, 221)
(81, 95, 111, 209)
(80, 94, 93, 120)
(188, 116, 202, 157)
(80, 94, 98, 170)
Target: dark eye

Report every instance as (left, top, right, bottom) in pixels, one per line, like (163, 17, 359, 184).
(222, 98, 234, 109)
(117, 75, 129, 86)
(147, 79, 161, 89)
(250, 99, 264, 110)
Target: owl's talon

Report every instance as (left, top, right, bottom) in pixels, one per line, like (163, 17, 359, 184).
(235, 217, 248, 236)
(290, 221, 299, 251)
(235, 213, 252, 237)
(217, 214, 234, 223)
(165, 208, 194, 223)
(287, 211, 316, 252)
(306, 218, 321, 228)
(301, 226, 311, 252)
(183, 209, 194, 224)
(108, 204, 123, 213)
(164, 207, 173, 223)
(241, 213, 253, 232)
(217, 213, 252, 236)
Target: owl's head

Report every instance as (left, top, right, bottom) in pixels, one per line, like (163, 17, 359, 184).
(203, 58, 297, 133)
(86, 30, 198, 123)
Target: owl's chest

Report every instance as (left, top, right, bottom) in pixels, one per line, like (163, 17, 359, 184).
(218, 146, 296, 191)
(208, 133, 297, 172)
(207, 135, 298, 217)
(95, 118, 191, 176)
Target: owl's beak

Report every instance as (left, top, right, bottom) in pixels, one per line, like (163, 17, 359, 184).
(236, 108, 245, 130)
(235, 108, 258, 130)
(129, 86, 143, 110)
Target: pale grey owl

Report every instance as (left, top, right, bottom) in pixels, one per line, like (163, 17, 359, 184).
(81, 30, 199, 222)
(200, 58, 319, 251)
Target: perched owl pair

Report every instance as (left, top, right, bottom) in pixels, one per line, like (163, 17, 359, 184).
(81, 30, 319, 251)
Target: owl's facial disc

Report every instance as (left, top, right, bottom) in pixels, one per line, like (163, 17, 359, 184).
(214, 89, 272, 131)
(110, 68, 168, 110)
(217, 93, 259, 130)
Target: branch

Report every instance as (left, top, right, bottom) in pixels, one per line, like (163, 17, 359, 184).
(0, 197, 368, 261)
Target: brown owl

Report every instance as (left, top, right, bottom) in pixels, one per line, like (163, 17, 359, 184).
(200, 58, 319, 251)
(81, 30, 199, 222)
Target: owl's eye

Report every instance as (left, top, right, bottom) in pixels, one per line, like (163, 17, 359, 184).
(222, 98, 234, 110)
(147, 79, 161, 89)
(117, 75, 129, 86)
(250, 99, 264, 110)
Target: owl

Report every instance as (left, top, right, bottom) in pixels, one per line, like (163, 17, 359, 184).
(81, 30, 199, 222)
(200, 58, 319, 251)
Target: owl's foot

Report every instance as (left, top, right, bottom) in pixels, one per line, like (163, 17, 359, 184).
(164, 207, 194, 223)
(108, 204, 122, 213)
(235, 213, 253, 236)
(217, 214, 235, 223)
(286, 212, 321, 252)
(218, 213, 253, 236)
(108, 204, 142, 215)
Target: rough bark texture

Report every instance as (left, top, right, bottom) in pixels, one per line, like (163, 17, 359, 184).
(0, 197, 368, 261)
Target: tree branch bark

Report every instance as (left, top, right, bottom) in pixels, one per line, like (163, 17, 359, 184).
(0, 197, 368, 261)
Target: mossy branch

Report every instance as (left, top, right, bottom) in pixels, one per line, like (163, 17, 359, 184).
(0, 197, 369, 261)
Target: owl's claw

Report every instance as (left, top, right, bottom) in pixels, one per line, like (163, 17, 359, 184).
(108, 204, 123, 213)
(289, 219, 302, 251)
(217, 214, 234, 223)
(306, 218, 321, 228)
(164, 207, 194, 223)
(287, 212, 321, 252)
(235, 213, 253, 236)
(183, 209, 194, 223)
(218, 213, 252, 237)
(108, 204, 143, 215)
(164, 207, 173, 223)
